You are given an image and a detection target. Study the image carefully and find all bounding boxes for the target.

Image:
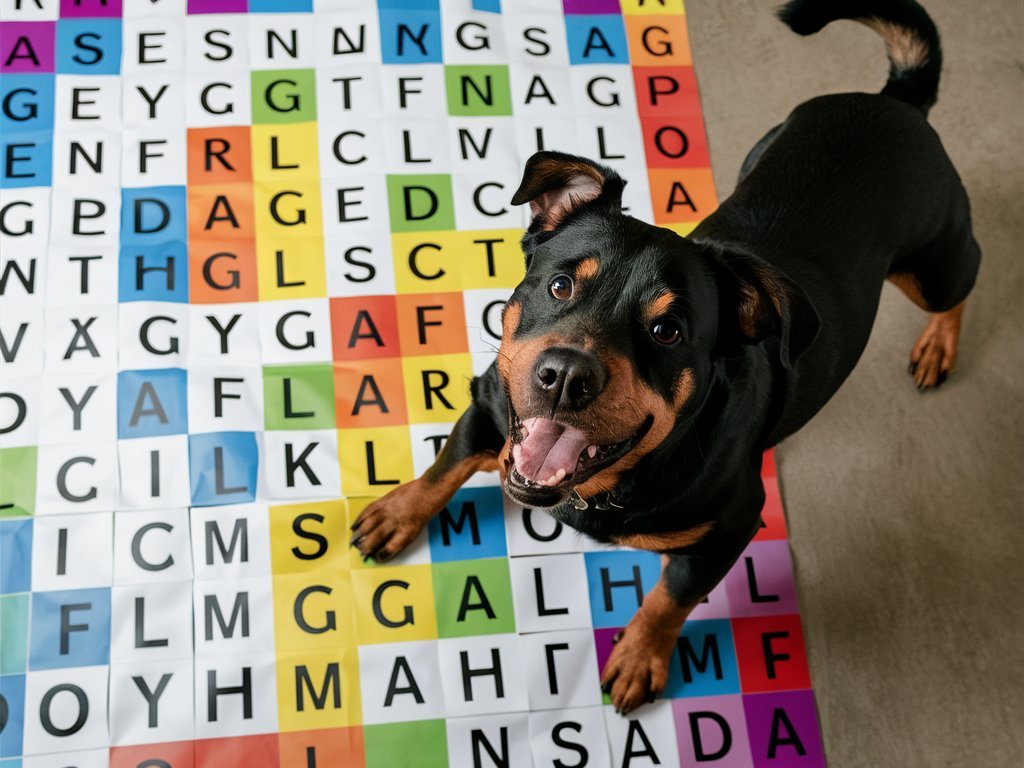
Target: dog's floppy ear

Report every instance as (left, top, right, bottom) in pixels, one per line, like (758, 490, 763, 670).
(710, 247, 820, 370)
(511, 151, 624, 231)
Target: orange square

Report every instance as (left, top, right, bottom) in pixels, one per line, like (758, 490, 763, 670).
(189, 239, 259, 303)
(331, 295, 401, 361)
(111, 742, 194, 768)
(188, 126, 252, 184)
(188, 184, 256, 241)
(648, 168, 718, 224)
(195, 734, 279, 768)
(641, 116, 711, 168)
(625, 15, 692, 67)
(278, 728, 365, 768)
(396, 292, 469, 357)
(632, 66, 703, 117)
(334, 358, 409, 428)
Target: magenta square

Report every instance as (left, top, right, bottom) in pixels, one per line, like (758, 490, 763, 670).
(689, 578, 733, 620)
(724, 540, 800, 617)
(1, 22, 55, 73)
(563, 0, 620, 14)
(674, 696, 754, 767)
(593, 626, 621, 673)
(743, 690, 826, 767)
(60, 0, 122, 17)
(188, 0, 247, 12)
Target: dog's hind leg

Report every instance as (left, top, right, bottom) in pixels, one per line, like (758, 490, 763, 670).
(888, 209, 981, 390)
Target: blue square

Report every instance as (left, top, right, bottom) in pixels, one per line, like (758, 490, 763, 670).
(0, 674, 25, 757)
(120, 186, 187, 245)
(56, 19, 122, 74)
(427, 486, 507, 561)
(565, 15, 628, 64)
(472, 0, 501, 11)
(664, 619, 741, 698)
(584, 549, 661, 627)
(379, 9, 443, 64)
(118, 369, 188, 439)
(378, 0, 439, 8)
(189, 432, 259, 507)
(0, 75, 54, 134)
(29, 588, 110, 670)
(0, 520, 32, 595)
(0, 131, 51, 188)
(118, 242, 189, 303)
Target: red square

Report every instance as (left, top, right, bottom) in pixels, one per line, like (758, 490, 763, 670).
(110, 741, 194, 768)
(196, 734, 280, 768)
(331, 296, 400, 361)
(632, 66, 703, 117)
(641, 117, 711, 169)
(396, 292, 469, 357)
(279, 728, 365, 768)
(732, 615, 812, 693)
(335, 358, 409, 428)
(755, 475, 788, 541)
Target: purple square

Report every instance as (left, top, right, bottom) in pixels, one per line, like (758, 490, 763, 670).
(0, 22, 55, 73)
(60, 0, 122, 18)
(594, 626, 621, 673)
(563, 0, 621, 14)
(674, 696, 754, 767)
(743, 690, 826, 767)
(724, 539, 800, 617)
(188, 0, 247, 12)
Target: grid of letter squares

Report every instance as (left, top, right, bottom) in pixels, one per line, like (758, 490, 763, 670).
(1, 0, 823, 765)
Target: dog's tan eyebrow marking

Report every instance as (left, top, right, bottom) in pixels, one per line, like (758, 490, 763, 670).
(644, 291, 676, 323)
(612, 521, 714, 553)
(575, 257, 599, 282)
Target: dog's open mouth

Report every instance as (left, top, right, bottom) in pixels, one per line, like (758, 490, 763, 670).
(504, 412, 652, 508)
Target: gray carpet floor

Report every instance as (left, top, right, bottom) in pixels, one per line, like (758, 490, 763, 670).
(685, 1, 1024, 765)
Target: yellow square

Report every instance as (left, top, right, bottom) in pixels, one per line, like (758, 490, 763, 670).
(457, 229, 526, 290)
(272, 571, 358, 652)
(276, 647, 362, 730)
(351, 564, 438, 644)
(621, 0, 685, 15)
(254, 180, 324, 239)
(393, 230, 465, 294)
(256, 234, 327, 300)
(662, 221, 699, 237)
(251, 123, 321, 183)
(269, 499, 351, 576)
(401, 353, 473, 424)
(338, 426, 415, 497)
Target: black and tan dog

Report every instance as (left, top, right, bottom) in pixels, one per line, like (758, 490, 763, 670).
(351, 0, 980, 713)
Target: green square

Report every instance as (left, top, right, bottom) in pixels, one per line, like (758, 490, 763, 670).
(1, 594, 29, 674)
(433, 558, 515, 638)
(0, 447, 36, 518)
(445, 65, 512, 116)
(263, 364, 336, 430)
(364, 719, 448, 768)
(386, 175, 455, 232)
(251, 69, 317, 124)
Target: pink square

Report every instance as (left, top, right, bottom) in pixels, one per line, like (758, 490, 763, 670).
(0, 22, 55, 73)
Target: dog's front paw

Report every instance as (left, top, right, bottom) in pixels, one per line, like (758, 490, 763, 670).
(600, 625, 676, 715)
(349, 480, 436, 562)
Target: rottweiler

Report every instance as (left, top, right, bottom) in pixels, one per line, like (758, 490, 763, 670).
(351, 0, 980, 713)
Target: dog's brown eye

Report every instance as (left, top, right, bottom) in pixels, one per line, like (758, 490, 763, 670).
(651, 319, 682, 345)
(549, 274, 574, 300)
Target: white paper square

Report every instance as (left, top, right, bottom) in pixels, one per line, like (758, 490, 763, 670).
(35, 441, 118, 515)
(44, 245, 119, 307)
(509, 554, 592, 633)
(358, 640, 446, 724)
(185, 71, 253, 127)
(122, 18, 186, 75)
(258, 298, 332, 364)
(22, 666, 110, 756)
(313, 11, 382, 67)
(118, 301, 190, 369)
(189, 502, 273, 580)
(185, 14, 250, 72)
(446, 712, 532, 768)
(504, 500, 586, 556)
(529, 707, 612, 768)
(48, 186, 121, 247)
(260, 430, 341, 500)
(113, 507, 193, 585)
(111, 581, 195, 662)
(248, 13, 316, 70)
(0, 373, 38, 446)
(439, 634, 529, 717)
(51, 129, 123, 189)
(0, 187, 51, 256)
(30, 512, 114, 592)
(194, 653, 279, 738)
(319, 117, 386, 177)
(109, 658, 195, 745)
(39, 371, 118, 445)
(44, 305, 118, 374)
(188, 304, 263, 363)
(522, 629, 603, 710)
(603, 700, 682, 768)
(122, 73, 187, 129)
(118, 435, 192, 510)
(193, 576, 276, 657)
(187, 365, 265, 433)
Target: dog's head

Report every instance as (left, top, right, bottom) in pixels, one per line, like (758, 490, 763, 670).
(497, 152, 818, 509)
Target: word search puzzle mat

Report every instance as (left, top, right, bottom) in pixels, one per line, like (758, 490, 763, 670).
(0, 0, 827, 766)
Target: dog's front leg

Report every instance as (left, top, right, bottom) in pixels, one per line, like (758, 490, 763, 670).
(349, 401, 503, 562)
(602, 542, 749, 714)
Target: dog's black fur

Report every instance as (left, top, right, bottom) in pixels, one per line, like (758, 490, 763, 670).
(352, 0, 980, 712)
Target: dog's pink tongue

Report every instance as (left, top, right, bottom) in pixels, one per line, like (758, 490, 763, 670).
(512, 417, 588, 483)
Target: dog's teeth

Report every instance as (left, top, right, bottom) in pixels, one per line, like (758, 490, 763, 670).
(553, 468, 566, 483)
(587, 445, 598, 458)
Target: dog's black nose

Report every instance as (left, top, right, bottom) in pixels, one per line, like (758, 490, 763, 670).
(533, 347, 607, 411)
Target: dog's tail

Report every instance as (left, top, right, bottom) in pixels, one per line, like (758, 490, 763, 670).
(777, 0, 942, 116)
